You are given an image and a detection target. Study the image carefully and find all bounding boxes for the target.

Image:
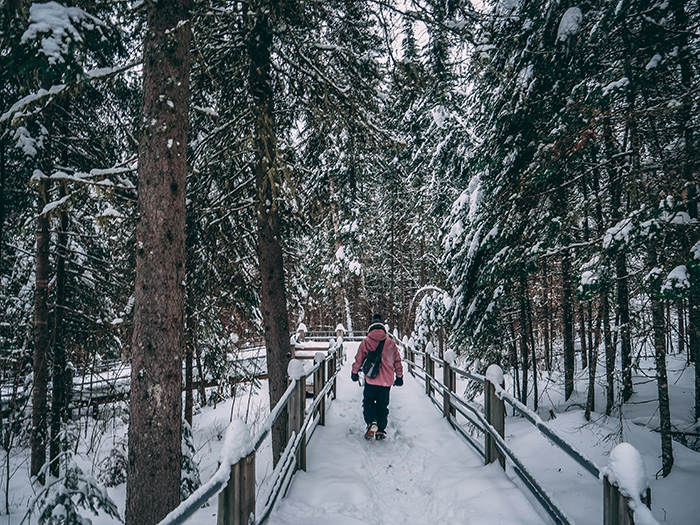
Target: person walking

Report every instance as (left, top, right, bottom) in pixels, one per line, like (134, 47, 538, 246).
(351, 313, 403, 440)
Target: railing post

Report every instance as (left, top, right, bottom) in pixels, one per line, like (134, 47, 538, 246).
(484, 364, 505, 469)
(296, 323, 307, 342)
(425, 342, 435, 397)
(287, 359, 307, 472)
(217, 450, 255, 525)
(603, 443, 653, 525)
(443, 350, 456, 422)
(406, 337, 415, 375)
(329, 345, 337, 399)
(313, 352, 326, 426)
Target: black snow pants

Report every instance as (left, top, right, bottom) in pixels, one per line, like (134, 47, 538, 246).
(363, 384, 391, 432)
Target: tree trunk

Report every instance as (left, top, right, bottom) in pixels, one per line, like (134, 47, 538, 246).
(50, 187, 69, 478)
(617, 250, 633, 402)
(195, 344, 206, 406)
(542, 261, 551, 372)
(587, 301, 594, 358)
(603, 292, 615, 415)
(562, 252, 575, 400)
(328, 175, 351, 330)
(185, 342, 193, 426)
(677, 300, 685, 357)
(31, 178, 50, 482)
(519, 276, 529, 407)
(608, 164, 633, 404)
(650, 281, 674, 477)
(184, 302, 194, 426)
(578, 301, 588, 369)
(509, 322, 520, 402)
(585, 304, 600, 420)
(526, 293, 538, 411)
(125, 0, 191, 522)
(246, 2, 292, 465)
(0, 136, 5, 266)
(690, 286, 700, 421)
(671, 0, 699, 420)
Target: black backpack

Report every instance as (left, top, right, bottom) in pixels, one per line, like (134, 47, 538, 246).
(361, 339, 385, 379)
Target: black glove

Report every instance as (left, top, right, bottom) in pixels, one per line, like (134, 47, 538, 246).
(351, 372, 359, 382)
(394, 376, 403, 386)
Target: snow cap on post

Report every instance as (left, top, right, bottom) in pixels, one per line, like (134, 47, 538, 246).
(335, 323, 345, 333)
(314, 352, 325, 364)
(296, 323, 307, 341)
(219, 420, 253, 467)
(603, 443, 659, 525)
(444, 350, 456, 366)
(425, 341, 435, 355)
(485, 364, 504, 386)
(603, 443, 649, 500)
(287, 359, 305, 381)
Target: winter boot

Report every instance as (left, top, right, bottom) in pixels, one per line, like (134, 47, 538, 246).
(375, 430, 386, 441)
(364, 423, 378, 440)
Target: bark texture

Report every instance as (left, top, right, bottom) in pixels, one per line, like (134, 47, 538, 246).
(125, 0, 191, 522)
(246, 2, 292, 464)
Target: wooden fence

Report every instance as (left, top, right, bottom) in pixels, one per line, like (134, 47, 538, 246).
(158, 337, 345, 525)
(400, 337, 655, 525)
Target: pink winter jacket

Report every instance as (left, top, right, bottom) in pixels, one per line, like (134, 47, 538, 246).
(352, 329, 403, 387)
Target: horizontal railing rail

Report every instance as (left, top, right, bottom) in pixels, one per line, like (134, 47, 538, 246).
(394, 334, 653, 525)
(1, 343, 272, 414)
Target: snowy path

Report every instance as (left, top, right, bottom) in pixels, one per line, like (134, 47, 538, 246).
(266, 343, 548, 525)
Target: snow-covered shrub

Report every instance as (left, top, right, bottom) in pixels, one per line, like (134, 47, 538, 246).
(413, 290, 450, 351)
(97, 439, 127, 487)
(27, 453, 120, 524)
(181, 421, 201, 501)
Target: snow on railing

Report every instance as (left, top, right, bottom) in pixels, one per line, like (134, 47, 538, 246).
(394, 334, 650, 525)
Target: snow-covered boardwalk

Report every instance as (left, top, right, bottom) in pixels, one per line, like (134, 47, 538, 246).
(266, 342, 547, 525)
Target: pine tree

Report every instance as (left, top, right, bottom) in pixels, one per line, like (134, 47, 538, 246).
(126, 0, 191, 521)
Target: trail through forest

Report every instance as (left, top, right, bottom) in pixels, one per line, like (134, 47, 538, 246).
(266, 342, 546, 525)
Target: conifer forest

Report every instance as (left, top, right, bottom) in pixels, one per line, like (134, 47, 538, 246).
(1, 0, 699, 524)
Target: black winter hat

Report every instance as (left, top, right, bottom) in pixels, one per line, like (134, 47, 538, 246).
(368, 313, 385, 332)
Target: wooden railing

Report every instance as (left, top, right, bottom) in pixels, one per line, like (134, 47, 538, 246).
(398, 336, 657, 525)
(158, 335, 344, 525)
(0, 344, 270, 418)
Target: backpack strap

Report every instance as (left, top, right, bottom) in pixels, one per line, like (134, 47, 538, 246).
(374, 338, 386, 355)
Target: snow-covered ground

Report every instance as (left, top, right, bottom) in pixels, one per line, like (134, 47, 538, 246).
(498, 351, 700, 525)
(4, 341, 700, 524)
(266, 341, 546, 524)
